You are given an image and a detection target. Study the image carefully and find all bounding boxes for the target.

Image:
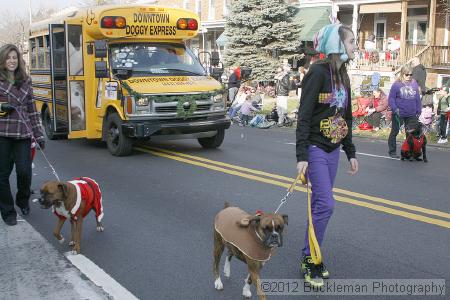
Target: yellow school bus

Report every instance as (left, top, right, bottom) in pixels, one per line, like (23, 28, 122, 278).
(29, 5, 229, 156)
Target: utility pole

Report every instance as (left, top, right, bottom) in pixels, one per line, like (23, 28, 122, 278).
(28, 0, 32, 25)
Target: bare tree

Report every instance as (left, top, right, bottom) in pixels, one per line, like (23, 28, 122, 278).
(0, 13, 28, 50)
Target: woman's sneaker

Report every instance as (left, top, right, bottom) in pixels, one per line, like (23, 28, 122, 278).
(437, 138, 448, 144)
(301, 255, 329, 287)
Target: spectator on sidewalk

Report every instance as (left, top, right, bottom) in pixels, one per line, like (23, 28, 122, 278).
(228, 66, 241, 103)
(0, 44, 45, 226)
(294, 66, 308, 100)
(387, 64, 422, 158)
(275, 64, 291, 126)
(229, 86, 250, 120)
(411, 57, 427, 96)
(239, 94, 259, 126)
(437, 85, 450, 144)
(366, 88, 391, 131)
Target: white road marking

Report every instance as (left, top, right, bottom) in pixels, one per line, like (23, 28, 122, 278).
(65, 252, 139, 300)
(284, 143, 400, 160)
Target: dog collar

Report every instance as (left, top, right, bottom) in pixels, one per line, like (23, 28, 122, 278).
(254, 227, 264, 243)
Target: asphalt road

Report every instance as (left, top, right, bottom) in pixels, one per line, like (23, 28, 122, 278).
(25, 125, 450, 299)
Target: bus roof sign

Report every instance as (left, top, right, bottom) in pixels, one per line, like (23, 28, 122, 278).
(85, 6, 200, 40)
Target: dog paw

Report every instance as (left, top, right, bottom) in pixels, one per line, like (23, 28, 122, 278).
(214, 278, 224, 290)
(58, 237, 65, 244)
(68, 250, 79, 255)
(242, 284, 252, 298)
(69, 241, 75, 246)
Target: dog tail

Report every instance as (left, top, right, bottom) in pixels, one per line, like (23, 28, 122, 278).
(224, 201, 230, 208)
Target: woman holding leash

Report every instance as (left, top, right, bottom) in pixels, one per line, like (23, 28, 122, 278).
(296, 24, 358, 287)
(0, 44, 45, 226)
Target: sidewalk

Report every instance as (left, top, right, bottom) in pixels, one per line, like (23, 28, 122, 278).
(0, 217, 110, 300)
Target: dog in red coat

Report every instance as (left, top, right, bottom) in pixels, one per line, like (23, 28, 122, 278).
(38, 177, 104, 254)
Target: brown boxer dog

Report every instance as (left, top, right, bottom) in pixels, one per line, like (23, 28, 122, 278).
(213, 202, 288, 300)
(38, 178, 104, 254)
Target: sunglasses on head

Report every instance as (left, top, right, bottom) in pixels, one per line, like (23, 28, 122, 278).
(405, 73, 413, 76)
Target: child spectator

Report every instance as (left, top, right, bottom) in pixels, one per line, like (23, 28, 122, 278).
(239, 94, 259, 126)
(229, 86, 250, 120)
(366, 88, 391, 131)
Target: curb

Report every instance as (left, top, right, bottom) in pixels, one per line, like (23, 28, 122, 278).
(352, 133, 450, 150)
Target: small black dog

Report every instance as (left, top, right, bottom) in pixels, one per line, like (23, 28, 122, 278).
(401, 118, 428, 162)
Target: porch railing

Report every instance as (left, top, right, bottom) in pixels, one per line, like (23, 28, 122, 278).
(350, 50, 400, 70)
(353, 44, 450, 72)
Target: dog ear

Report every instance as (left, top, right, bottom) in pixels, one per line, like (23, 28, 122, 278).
(237, 215, 261, 227)
(58, 183, 68, 198)
(282, 214, 288, 225)
(249, 215, 261, 226)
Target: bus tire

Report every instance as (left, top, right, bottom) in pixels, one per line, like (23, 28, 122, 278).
(42, 108, 57, 140)
(198, 129, 225, 149)
(105, 112, 133, 156)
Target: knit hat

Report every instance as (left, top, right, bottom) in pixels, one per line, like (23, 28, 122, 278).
(314, 23, 348, 61)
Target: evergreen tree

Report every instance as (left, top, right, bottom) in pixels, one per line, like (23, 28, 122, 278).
(223, 0, 303, 81)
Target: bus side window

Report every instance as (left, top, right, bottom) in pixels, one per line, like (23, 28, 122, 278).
(45, 35, 51, 69)
(37, 36, 45, 69)
(68, 25, 83, 76)
(30, 39, 37, 69)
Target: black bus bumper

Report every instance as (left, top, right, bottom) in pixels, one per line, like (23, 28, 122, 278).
(121, 115, 231, 138)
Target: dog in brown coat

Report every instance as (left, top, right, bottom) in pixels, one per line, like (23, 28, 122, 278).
(213, 202, 288, 299)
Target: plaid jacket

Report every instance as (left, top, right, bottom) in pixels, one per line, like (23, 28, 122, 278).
(0, 78, 44, 142)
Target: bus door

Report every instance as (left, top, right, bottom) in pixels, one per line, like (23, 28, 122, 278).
(65, 24, 86, 136)
(48, 24, 69, 135)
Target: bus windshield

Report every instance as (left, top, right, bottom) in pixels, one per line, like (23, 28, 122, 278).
(110, 43, 206, 77)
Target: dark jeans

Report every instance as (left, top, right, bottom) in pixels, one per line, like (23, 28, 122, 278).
(367, 112, 382, 128)
(439, 114, 448, 138)
(240, 114, 252, 125)
(388, 115, 414, 155)
(0, 137, 32, 221)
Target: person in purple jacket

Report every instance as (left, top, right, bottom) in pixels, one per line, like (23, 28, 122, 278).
(387, 64, 422, 158)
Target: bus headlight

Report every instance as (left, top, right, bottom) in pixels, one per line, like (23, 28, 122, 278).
(211, 93, 225, 111)
(136, 97, 149, 106)
(212, 93, 223, 103)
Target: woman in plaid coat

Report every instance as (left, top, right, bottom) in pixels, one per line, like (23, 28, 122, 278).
(0, 44, 45, 226)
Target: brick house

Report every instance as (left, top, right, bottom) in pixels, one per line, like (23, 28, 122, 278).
(298, 0, 450, 92)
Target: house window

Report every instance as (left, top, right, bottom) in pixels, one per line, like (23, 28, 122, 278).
(183, 0, 189, 9)
(407, 5, 428, 45)
(438, 74, 450, 88)
(195, 0, 202, 18)
(209, 0, 216, 20)
(408, 7, 428, 17)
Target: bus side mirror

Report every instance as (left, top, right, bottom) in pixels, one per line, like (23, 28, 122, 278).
(211, 67, 223, 80)
(94, 40, 107, 58)
(241, 67, 252, 80)
(211, 51, 220, 67)
(95, 61, 109, 78)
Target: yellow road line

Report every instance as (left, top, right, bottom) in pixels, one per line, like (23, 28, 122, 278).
(135, 146, 450, 229)
(141, 145, 450, 220)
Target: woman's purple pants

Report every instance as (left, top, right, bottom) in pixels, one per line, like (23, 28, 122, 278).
(302, 145, 340, 256)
